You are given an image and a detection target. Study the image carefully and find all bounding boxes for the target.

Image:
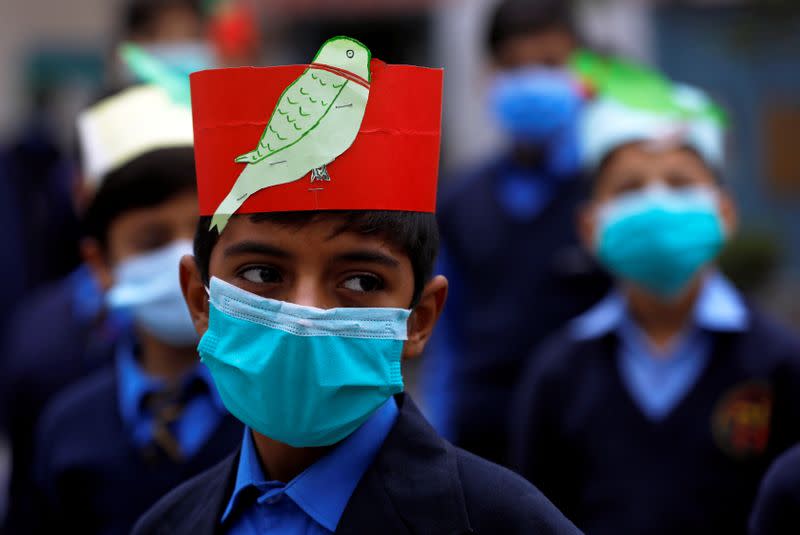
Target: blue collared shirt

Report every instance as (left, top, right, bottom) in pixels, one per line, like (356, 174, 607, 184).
(116, 343, 227, 457)
(571, 273, 749, 420)
(222, 397, 399, 534)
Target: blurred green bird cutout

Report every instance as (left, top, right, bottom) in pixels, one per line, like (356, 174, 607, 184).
(211, 36, 372, 232)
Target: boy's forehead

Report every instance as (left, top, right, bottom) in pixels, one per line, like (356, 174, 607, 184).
(604, 142, 713, 172)
(216, 213, 405, 256)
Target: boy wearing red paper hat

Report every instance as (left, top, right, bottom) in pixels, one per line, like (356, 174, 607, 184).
(133, 36, 579, 534)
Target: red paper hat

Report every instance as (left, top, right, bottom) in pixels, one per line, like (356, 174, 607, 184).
(190, 57, 443, 221)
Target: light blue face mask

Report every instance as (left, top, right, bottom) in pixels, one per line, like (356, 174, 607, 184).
(596, 185, 726, 298)
(489, 67, 583, 175)
(199, 277, 409, 447)
(489, 67, 583, 141)
(107, 240, 198, 346)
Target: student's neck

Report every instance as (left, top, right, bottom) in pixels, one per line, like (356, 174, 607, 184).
(512, 143, 546, 169)
(136, 331, 198, 381)
(251, 431, 334, 483)
(624, 274, 706, 355)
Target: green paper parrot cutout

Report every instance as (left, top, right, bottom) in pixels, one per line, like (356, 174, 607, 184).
(210, 36, 372, 232)
(118, 43, 194, 107)
(569, 49, 727, 125)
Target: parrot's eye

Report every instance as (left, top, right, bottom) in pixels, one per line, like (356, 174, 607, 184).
(346, 49, 354, 59)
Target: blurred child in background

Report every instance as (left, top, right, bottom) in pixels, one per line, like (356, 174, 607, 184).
(423, 0, 610, 465)
(32, 82, 241, 535)
(510, 85, 800, 534)
(0, 2, 214, 530)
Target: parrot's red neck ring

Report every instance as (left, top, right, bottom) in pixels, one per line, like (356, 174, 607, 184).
(309, 62, 370, 89)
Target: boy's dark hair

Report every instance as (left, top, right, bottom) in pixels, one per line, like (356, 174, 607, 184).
(194, 211, 440, 307)
(487, 0, 576, 60)
(82, 147, 197, 249)
(123, 0, 203, 39)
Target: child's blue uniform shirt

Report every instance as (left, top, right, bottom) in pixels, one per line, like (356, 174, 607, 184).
(222, 397, 398, 534)
(116, 344, 227, 457)
(571, 272, 748, 420)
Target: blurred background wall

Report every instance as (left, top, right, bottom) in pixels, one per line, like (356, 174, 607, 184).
(1, 0, 798, 310)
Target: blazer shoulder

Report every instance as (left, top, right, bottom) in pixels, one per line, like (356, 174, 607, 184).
(37, 365, 116, 441)
(521, 327, 595, 387)
(454, 446, 581, 535)
(132, 452, 236, 535)
(750, 443, 800, 535)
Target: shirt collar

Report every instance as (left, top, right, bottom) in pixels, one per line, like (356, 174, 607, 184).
(115, 342, 225, 427)
(222, 397, 399, 531)
(571, 272, 749, 341)
(70, 264, 104, 322)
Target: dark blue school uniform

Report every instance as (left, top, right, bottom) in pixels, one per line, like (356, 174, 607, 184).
(132, 393, 581, 535)
(0, 266, 121, 533)
(423, 154, 610, 465)
(749, 443, 800, 535)
(34, 345, 242, 535)
(510, 275, 800, 535)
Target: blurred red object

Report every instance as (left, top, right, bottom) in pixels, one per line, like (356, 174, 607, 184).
(209, 1, 261, 65)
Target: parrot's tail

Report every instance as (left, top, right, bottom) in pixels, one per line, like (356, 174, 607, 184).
(235, 142, 273, 164)
(209, 213, 229, 234)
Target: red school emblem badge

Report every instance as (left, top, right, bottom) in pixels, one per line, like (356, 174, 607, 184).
(711, 381, 773, 459)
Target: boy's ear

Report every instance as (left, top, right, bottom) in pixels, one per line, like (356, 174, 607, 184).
(179, 254, 210, 336)
(718, 190, 738, 237)
(81, 238, 114, 292)
(402, 275, 448, 360)
(577, 202, 598, 253)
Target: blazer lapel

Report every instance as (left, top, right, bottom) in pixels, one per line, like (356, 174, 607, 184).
(165, 451, 240, 535)
(337, 394, 473, 535)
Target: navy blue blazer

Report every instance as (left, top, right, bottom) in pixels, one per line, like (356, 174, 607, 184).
(749, 442, 800, 535)
(0, 272, 117, 533)
(35, 365, 242, 535)
(133, 394, 581, 535)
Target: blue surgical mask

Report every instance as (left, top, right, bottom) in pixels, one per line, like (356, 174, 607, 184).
(107, 240, 198, 346)
(595, 185, 726, 298)
(199, 277, 409, 447)
(125, 42, 216, 80)
(489, 67, 583, 144)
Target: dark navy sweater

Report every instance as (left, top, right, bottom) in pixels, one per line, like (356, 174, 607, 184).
(34, 365, 242, 535)
(749, 442, 800, 535)
(510, 307, 800, 535)
(434, 156, 610, 465)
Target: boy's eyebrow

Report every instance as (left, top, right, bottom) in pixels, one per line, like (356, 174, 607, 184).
(335, 250, 401, 268)
(223, 241, 293, 259)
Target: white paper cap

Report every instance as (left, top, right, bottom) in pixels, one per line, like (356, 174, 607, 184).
(581, 84, 725, 171)
(77, 84, 194, 189)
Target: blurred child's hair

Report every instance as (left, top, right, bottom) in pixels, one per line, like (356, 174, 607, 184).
(82, 147, 197, 248)
(123, 0, 204, 40)
(193, 211, 440, 307)
(487, 0, 576, 60)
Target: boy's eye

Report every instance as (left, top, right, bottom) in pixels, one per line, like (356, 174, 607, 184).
(665, 172, 696, 189)
(240, 267, 282, 284)
(341, 275, 383, 293)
